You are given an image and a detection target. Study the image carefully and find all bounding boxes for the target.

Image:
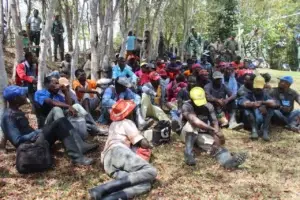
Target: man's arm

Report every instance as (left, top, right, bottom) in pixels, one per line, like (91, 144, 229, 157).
(16, 64, 36, 84)
(142, 83, 156, 97)
(44, 98, 72, 109)
(224, 85, 236, 103)
(183, 112, 215, 132)
(204, 84, 219, 103)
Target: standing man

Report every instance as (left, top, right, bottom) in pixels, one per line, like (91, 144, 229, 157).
(224, 32, 239, 62)
(51, 15, 64, 61)
(186, 26, 202, 60)
(27, 9, 42, 57)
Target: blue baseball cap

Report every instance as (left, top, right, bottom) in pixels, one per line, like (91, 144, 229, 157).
(3, 86, 28, 101)
(279, 76, 293, 84)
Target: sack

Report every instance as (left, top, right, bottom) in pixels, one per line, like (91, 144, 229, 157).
(16, 133, 52, 174)
(152, 120, 171, 146)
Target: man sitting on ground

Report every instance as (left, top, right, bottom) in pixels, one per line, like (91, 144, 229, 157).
(204, 71, 243, 129)
(89, 100, 157, 200)
(237, 75, 276, 141)
(1, 86, 94, 165)
(181, 87, 247, 167)
(34, 76, 101, 135)
(270, 76, 300, 132)
(100, 77, 152, 130)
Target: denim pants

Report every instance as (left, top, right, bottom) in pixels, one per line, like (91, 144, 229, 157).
(103, 146, 157, 198)
(273, 109, 300, 126)
(244, 108, 274, 127)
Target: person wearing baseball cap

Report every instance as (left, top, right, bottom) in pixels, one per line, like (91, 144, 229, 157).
(89, 100, 157, 200)
(135, 62, 150, 86)
(100, 77, 153, 130)
(180, 87, 247, 168)
(140, 72, 170, 121)
(270, 75, 300, 133)
(238, 76, 277, 141)
(1, 85, 95, 165)
(205, 71, 243, 130)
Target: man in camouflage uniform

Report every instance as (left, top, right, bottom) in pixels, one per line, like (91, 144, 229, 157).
(51, 15, 64, 61)
(224, 32, 239, 62)
(186, 26, 202, 60)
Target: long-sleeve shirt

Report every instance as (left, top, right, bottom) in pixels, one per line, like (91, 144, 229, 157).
(102, 87, 141, 108)
(112, 64, 137, 84)
(15, 61, 38, 86)
(224, 74, 238, 95)
(1, 108, 39, 147)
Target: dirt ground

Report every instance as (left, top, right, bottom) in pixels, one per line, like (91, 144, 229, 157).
(1, 52, 300, 199)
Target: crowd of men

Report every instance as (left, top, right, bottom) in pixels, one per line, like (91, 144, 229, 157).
(2, 24, 300, 199)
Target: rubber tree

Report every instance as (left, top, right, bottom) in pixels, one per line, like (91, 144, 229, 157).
(0, 36, 8, 151)
(11, 0, 24, 81)
(70, 0, 86, 81)
(89, 0, 99, 80)
(38, 0, 58, 89)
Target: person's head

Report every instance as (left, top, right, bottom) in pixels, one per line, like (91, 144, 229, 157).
(140, 62, 148, 73)
(65, 53, 71, 62)
(212, 71, 224, 88)
(175, 74, 185, 84)
(3, 86, 28, 107)
(244, 73, 256, 89)
(75, 69, 86, 82)
(33, 9, 39, 17)
(261, 73, 271, 83)
(224, 66, 234, 78)
(253, 76, 265, 96)
(187, 76, 197, 91)
(115, 77, 131, 94)
(198, 69, 209, 81)
(187, 58, 193, 69)
(170, 56, 176, 64)
(149, 71, 161, 87)
(235, 56, 242, 64)
(55, 14, 60, 20)
(147, 63, 156, 72)
(278, 76, 293, 90)
(128, 31, 133, 36)
(25, 52, 34, 65)
(231, 32, 237, 39)
(190, 87, 207, 108)
(59, 77, 70, 90)
(201, 56, 207, 63)
(44, 76, 60, 94)
(191, 63, 201, 74)
(110, 99, 136, 121)
(118, 57, 126, 68)
(191, 26, 196, 34)
(158, 70, 168, 80)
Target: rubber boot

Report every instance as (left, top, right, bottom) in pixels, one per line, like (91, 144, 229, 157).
(85, 113, 107, 136)
(248, 113, 258, 140)
(72, 131, 99, 154)
(228, 110, 244, 130)
(135, 107, 154, 131)
(170, 110, 182, 134)
(89, 177, 132, 200)
(62, 135, 94, 165)
(184, 132, 197, 166)
(262, 111, 272, 141)
(214, 148, 247, 169)
(102, 191, 128, 200)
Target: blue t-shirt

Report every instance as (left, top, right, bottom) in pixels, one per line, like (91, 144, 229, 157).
(34, 89, 65, 106)
(126, 36, 136, 51)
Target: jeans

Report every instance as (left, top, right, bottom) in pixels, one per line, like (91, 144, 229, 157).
(244, 108, 274, 127)
(103, 146, 157, 198)
(273, 109, 300, 126)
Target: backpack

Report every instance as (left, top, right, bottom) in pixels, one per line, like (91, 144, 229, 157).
(152, 120, 171, 146)
(16, 133, 53, 174)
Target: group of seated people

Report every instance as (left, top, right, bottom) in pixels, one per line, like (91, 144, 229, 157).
(1, 51, 300, 200)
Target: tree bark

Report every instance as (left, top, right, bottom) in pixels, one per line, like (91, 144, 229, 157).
(0, 0, 4, 44)
(38, 0, 57, 90)
(90, 0, 99, 80)
(11, 0, 24, 81)
(0, 35, 8, 151)
(119, 0, 143, 57)
(64, 0, 73, 52)
(70, 0, 86, 82)
(24, 0, 32, 22)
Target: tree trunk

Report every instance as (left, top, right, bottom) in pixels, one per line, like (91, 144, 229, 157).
(64, 0, 73, 52)
(90, 0, 99, 80)
(11, 0, 24, 81)
(0, 0, 4, 44)
(70, 0, 86, 82)
(120, 0, 143, 57)
(24, 0, 32, 22)
(82, 24, 86, 53)
(0, 36, 8, 151)
(38, 0, 57, 90)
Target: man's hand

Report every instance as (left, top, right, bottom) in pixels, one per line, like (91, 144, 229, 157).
(216, 99, 224, 107)
(253, 101, 262, 108)
(281, 106, 292, 113)
(223, 98, 230, 105)
(258, 105, 267, 115)
(60, 85, 68, 94)
(31, 79, 37, 84)
(68, 106, 78, 117)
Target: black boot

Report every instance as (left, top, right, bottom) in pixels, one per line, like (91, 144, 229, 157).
(184, 132, 197, 166)
(135, 107, 154, 131)
(248, 113, 258, 140)
(102, 191, 128, 200)
(89, 177, 132, 200)
(214, 148, 247, 169)
(262, 111, 273, 141)
(72, 131, 99, 154)
(62, 135, 94, 165)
